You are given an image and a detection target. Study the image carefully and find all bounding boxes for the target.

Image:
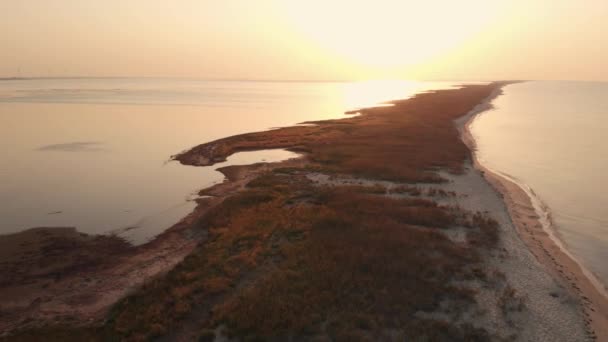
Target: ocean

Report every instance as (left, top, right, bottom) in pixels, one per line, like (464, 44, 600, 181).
(471, 81, 608, 289)
(0, 78, 456, 244)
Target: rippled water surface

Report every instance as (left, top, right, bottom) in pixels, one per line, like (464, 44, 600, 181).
(0, 78, 457, 243)
(471, 81, 608, 287)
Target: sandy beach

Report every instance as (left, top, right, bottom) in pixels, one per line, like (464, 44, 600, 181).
(459, 86, 608, 341)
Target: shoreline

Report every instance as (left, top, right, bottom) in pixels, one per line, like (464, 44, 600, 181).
(458, 84, 608, 340)
(0, 209, 202, 333)
(0, 155, 306, 335)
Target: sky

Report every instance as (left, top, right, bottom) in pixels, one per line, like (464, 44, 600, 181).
(1, 0, 607, 81)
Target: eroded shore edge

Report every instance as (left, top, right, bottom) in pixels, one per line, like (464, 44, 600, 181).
(458, 84, 608, 340)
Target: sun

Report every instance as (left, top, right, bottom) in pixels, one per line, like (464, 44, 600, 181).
(279, 0, 504, 71)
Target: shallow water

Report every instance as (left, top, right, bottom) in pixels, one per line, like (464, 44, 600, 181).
(0, 78, 457, 243)
(471, 81, 608, 288)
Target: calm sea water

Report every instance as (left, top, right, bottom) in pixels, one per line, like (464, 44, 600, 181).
(0, 78, 457, 244)
(471, 81, 608, 288)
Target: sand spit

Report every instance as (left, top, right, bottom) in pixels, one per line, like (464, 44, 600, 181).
(161, 83, 595, 341)
(1, 83, 598, 341)
(458, 85, 608, 341)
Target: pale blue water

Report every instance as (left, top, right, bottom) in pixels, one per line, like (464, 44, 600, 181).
(471, 81, 608, 288)
(0, 78, 457, 244)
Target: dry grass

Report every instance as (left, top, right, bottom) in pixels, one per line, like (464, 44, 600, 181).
(0, 228, 131, 288)
(210, 186, 492, 341)
(78, 180, 496, 341)
(389, 184, 422, 196)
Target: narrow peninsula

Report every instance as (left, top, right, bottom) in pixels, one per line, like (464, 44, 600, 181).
(3, 83, 603, 341)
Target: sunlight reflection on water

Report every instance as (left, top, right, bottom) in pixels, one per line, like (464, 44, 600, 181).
(0, 78, 459, 243)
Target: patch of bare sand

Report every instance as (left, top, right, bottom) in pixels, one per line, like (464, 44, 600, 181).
(305, 166, 591, 341)
(439, 166, 590, 341)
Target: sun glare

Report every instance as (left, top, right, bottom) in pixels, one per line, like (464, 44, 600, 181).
(280, 0, 505, 71)
(340, 80, 454, 110)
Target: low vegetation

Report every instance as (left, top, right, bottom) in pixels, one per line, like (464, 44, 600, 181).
(5, 84, 506, 341)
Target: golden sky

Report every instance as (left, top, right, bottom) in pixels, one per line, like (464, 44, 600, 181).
(1, 0, 607, 81)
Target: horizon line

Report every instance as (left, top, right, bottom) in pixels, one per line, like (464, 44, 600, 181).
(0, 75, 506, 83)
(1, 76, 604, 83)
